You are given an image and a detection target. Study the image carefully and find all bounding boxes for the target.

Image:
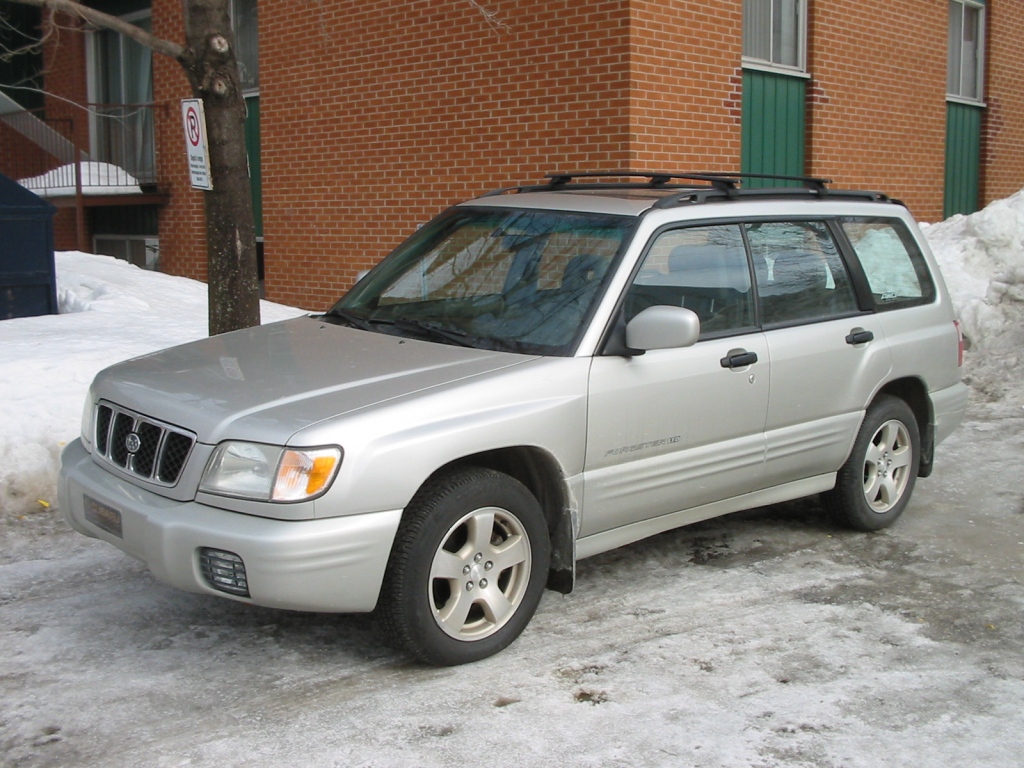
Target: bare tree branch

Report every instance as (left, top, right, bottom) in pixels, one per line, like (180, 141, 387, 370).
(0, 8, 49, 60)
(466, 0, 510, 34)
(5, 0, 187, 61)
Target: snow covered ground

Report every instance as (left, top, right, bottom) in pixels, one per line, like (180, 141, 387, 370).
(1, 195, 1023, 767)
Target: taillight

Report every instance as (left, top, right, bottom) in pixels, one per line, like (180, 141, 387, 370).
(954, 320, 965, 367)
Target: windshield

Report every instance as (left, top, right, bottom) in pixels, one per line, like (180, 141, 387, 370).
(326, 206, 634, 355)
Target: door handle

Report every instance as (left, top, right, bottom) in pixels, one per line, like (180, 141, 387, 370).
(720, 349, 758, 368)
(845, 327, 874, 345)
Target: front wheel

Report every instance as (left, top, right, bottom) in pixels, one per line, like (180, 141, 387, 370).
(826, 395, 921, 531)
(377, 467, 550, 665)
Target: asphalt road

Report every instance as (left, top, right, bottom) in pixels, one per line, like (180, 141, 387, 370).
(2, 406, 1022, 768)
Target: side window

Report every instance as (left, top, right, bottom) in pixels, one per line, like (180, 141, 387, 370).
(746, 221, 858, 326)
(626, 224, 754, 337)
(840, 218, 936, 309)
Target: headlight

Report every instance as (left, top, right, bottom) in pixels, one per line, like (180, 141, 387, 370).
(199, 441, 342, 502)
(80, 394, 95, 450)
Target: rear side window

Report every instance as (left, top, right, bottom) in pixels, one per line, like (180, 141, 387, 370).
(839, 218, 936, 309)
(745, 220, 859, 326)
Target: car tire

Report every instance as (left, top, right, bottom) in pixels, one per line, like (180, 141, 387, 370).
(376, 467, 550, 665)
(826, 395, 921, 531)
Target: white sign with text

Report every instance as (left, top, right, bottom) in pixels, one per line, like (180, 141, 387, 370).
(181, 99, 213, 191)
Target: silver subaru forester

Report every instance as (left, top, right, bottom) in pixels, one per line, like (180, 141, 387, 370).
(59, 173, 968, 665)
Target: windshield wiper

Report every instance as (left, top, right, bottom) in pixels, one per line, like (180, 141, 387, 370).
(321, 308, 393, 332)
(323, 311, 524, 353)
(392, 318, 479, 348)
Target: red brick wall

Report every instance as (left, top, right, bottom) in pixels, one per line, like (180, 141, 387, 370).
(806, 0, 949, 222)
(0, 124, 51, 184)
(629, 0, 742, 171)
(982, 0, 1024, 205)
(150, 0, 208, 281)
(258, 0, 634, 310)
(12, 0, 1024, 307)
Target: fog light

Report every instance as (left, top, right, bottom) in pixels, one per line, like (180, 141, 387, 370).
(199, 548, 250, 597)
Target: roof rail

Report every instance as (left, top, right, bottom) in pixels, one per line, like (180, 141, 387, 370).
(544, 170, 833, 192)
(479, 171, 895, 208)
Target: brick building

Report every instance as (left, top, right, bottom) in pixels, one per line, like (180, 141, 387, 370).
(1, 0, 1021, 311)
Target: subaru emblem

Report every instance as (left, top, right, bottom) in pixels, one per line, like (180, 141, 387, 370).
(125, 433, 142, 454)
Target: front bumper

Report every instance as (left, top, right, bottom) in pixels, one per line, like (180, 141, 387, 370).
(58, 438, 401, 613)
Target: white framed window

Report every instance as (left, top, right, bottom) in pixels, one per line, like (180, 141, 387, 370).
(85, 9, 152, 108)
(947, 0, 985, 102)
(743, 0, 807, 73)
(84, 9, 155, 181)
(94, 236, 160, 271)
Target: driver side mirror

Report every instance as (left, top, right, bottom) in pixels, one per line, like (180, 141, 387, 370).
(625, 305, 701, 352)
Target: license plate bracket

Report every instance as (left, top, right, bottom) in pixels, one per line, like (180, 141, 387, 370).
(84, 495, 123, 539)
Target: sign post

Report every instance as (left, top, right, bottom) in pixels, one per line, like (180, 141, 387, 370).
(181, 99, 213, 191)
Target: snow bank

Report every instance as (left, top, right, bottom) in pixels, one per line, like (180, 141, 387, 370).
(0, 253, 305, 519)
(924, 191, 1024, 405)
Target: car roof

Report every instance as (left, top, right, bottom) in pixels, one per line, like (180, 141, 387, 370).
(458, 190, 659, 217)
(457, 172, 904, 218)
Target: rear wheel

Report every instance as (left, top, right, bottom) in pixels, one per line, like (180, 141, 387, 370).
(826, 395, 920, 531)
(377, 467, 550, 665)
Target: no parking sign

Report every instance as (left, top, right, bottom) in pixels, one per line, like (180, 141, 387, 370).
(181, 99, 213, 191)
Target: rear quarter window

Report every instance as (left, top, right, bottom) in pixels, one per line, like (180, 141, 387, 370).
(840, 218, 936, 310)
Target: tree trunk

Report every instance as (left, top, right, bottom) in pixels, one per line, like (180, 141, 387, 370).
(8, 0, 262, 335)
(178, 0, 260, 335)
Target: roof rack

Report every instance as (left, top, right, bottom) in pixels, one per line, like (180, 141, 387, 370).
(480, 171, 895, 207)
(546, 170, 832, 194)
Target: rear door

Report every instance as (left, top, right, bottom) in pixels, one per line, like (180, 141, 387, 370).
(747, 220, 891, 487)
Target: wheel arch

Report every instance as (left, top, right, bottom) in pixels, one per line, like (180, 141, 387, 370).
(876, 377, 935, 477)
(414, 446, 577, 595)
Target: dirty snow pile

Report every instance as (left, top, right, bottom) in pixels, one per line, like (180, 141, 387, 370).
(2, 190, 1024, 519)
(924, 190, 1024, 406)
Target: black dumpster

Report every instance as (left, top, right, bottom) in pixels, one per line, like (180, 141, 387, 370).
(0, 173, 58, 320)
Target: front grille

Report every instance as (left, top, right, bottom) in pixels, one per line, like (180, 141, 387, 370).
(199, 548, 250, 596)
(94, 402, 196, 486)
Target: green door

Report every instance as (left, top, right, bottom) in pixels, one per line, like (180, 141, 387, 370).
(741, 69, 806, 186)
(944, 101, 982, 218)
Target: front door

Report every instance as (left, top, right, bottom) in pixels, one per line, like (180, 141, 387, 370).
(581, 223, 769, 538)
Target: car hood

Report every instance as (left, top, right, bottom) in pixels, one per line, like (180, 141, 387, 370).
(91, 316, 536, 444)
